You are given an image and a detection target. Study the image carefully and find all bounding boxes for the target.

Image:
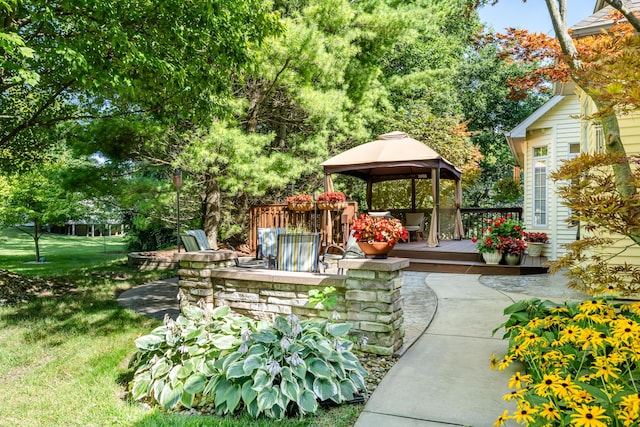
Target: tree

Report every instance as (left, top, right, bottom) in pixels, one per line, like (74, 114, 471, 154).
(496, 1, 638, 211)
(493, 0, 640, 294)
(0, 0, 280, 171)
(455, 33, 549, 206)
(549, 153, 640, 295)
(0, 158, 86, 261)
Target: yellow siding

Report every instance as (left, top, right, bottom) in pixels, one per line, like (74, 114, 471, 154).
(522, 95, 581, 260)
(577, 89, 640, 266)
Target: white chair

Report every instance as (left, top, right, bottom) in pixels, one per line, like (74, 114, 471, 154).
(404, 212, 425, 242)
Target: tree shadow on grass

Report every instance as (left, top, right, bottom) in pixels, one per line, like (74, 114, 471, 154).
(0, 270, 161, 347)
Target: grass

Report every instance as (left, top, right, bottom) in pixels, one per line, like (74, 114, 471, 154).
(0, 229, 362, 427)
(0, 227, 130, 276)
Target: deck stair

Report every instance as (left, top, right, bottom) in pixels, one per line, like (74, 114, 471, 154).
(390, 240, 549, 276)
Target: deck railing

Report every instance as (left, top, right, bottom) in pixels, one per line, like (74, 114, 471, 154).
(248, 204, 522, 253)
(248, 202, 359, 253)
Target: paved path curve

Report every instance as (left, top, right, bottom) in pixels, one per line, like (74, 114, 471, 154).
(355, 272, 587, 427)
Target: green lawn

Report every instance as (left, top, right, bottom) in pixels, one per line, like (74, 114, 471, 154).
(0, 229, 361, 426)
(0, 227, 129, 276)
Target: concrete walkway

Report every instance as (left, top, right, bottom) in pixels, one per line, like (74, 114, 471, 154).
(355, 272, 587, 427)
(117, 271, 588, 427)
(117, 276, 180, 320)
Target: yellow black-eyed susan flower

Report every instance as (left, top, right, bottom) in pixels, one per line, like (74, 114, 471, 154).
(570, 404, 609, 427)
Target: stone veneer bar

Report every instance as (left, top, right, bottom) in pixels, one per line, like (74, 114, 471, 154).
(176, 251, 408, 355)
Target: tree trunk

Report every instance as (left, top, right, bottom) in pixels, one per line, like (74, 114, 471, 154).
(245, 82, 264, 133)
(545, 0, 639, 246)
(34, 222, 41, 262)
(202, 173, 221, 249)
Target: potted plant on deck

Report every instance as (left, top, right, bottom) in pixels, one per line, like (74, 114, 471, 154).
(523, 231, 549, 257)
(473, 235, 502, 265)
(473, 214, 526, 265)
(498, 236, 527, 265)
(350, 214, 408, 258)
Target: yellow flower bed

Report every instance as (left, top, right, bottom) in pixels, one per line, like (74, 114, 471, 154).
(492, 298, 640, 427)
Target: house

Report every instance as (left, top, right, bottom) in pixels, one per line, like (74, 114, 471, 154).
(506, 83, 581, 260)
(506, 0, 640, 264)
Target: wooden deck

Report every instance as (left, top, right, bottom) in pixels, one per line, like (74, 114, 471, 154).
(390, 239, 549, 275)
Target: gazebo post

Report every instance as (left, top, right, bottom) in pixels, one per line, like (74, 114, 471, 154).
(436, 165, 441, 240)
(411, 178, 416, 212)
(366, 180, 373, 210)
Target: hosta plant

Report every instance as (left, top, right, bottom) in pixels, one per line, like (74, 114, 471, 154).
(128, 303, 367, 419)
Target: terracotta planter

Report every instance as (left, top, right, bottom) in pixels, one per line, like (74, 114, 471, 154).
(482, 251, 502, 265)
(358, 241, 395, 259)
(504, 253, 522, 266)
(526, 242, 546, 257)
(288, 202, 314, 212)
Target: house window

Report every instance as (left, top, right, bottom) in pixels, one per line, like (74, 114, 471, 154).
(595, 125, 604, 153)
(533, 146, 548, 227)
(568, 143, 580, 160)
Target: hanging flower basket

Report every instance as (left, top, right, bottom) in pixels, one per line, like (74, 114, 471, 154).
(316, 201, 347, 210)
(316, 192, 347, 210)
(287, 202, 314, 211)
(286, 194, 314, 212)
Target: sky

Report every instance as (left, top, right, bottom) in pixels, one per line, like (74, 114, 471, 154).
(478, 1, 596, 35)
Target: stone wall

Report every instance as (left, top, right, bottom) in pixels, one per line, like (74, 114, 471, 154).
(176, 251, 408, 355)
(127, 252, 179, 271)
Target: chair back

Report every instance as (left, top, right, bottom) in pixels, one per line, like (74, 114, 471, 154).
(185, 229, 211, 250)
(277, 232, 321, 272)
(405, 212, 425, 232)
(257, 227, 286, 259)
(181, 234, 201, 252)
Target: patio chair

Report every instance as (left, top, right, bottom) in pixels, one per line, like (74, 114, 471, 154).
(257, 227, 286, 268)
(184, 229, 211, 250)
(404, 212, 425, 242)
(320, 230, 364, 274)
(180, 234, 201, 252)
(276, 232, 322, 272)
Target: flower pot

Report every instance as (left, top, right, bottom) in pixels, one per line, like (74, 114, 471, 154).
(482, 251, 502, 265)
(504, 253, 521, 266)
(358, 241, 395, 259)
(526, 242, 545, 257)
(288, 202, 314, 212)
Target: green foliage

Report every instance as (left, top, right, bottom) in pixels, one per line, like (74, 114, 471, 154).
(492, 298, 557, 338)
(129, 304, 367, 419)
(492, 178, 522, 205)
(455, 33, 549, 207)
(550, 153, 640, 296)
(0, 0, 280, 172)
(0, 157, 89, 260)
(492, 298, 640, 426)
(308, 287, 338, 310)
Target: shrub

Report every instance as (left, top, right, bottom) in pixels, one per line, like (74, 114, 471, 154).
(128, 304, 367, 419)
(492, 298, 640, 426)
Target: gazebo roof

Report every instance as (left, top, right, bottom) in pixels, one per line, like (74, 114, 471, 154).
(321, 131, 461, 182)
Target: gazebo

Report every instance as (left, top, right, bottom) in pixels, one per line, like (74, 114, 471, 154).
(321, 131, 464, 247)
